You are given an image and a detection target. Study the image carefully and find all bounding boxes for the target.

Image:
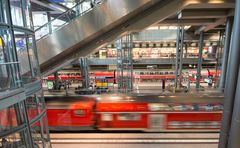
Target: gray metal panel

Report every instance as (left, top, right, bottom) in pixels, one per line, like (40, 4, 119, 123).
(37, 0, 157, 75)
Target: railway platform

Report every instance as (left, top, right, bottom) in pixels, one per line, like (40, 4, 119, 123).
(50, 133, 219, 148)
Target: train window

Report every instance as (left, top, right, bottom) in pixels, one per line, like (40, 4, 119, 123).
(74, 110, 85, 117)
(102, 113, 112, 121)
(118, 113, 140, 121)
(149, 103, 172, 111)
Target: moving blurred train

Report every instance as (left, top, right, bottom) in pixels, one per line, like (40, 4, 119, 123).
(45, 94, 223, 132)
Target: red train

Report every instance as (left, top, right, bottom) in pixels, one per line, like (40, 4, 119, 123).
(45, 94, 223, 132)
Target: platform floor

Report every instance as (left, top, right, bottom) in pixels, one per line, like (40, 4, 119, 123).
(43, 81, 221, 96)
(50, 133, 219, 148)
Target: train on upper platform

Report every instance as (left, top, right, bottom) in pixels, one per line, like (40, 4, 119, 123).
(45, 94, 223, 132)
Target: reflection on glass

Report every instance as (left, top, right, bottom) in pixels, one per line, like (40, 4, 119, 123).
(0, 129, 29, 148)
(0, 105, 19, 132)
(0, 0, 8, 23)
(10, 0, 24, 26)
(26, 96, 39, 121)
(0, 29, 22, 91)
(23, 0, 33, 29)
(31, 120, 51, 148)
(27, 36, 39, 79)
(15, 31, 32, 83)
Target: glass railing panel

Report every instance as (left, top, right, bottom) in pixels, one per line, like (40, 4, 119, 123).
(0, 62, 22, 92)
(35, 0, 99, 40)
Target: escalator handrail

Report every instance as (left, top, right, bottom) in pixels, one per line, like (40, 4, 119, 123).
(34, 0, 98, 40)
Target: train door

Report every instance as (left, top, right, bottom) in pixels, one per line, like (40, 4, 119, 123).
(148, 114, 165, 131)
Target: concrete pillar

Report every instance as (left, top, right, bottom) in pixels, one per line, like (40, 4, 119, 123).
(219, 0, 240, 147)
(196, 31, 204, 89)
(219, 17, 233, 91)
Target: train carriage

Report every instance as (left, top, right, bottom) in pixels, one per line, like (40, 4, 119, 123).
(45, 94, 223, 132)
(45, 96, 96, 131)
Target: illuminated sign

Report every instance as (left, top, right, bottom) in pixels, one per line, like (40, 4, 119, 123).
(47, 81, 54, 90)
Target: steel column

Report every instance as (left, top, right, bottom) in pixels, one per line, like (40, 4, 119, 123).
(179, 27, 184, 87)
(53, 72, 59, 90)
(219, 17, 233, 91)
(196, 31, 204, 89)
(228, 67, 240, 148)
(79, 57, 89, 88)
(128, 34, 133, 91)
(117, 34, 133, 93)
(184, 43, 188, 58)
(47, 12, 52, 34)
(219, 0, 240, 147)
(174, 27, 180, 88)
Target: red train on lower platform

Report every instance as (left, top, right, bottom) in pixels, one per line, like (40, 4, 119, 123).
(45, 94, 223, 132)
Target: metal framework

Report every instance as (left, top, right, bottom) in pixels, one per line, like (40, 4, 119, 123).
(79, 57, 89, 88)
(219, 17, 233, 90)
(196, 31, 204, 89)
(219, 0, 240, 147)
(116, 34, 133, 93)
(175, 26, 184, 89)
(0, 0, 51, 147)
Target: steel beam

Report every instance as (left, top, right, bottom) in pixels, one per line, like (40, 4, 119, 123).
(219, 17, 233, 91)
(219, 0, 240, 146)
(195, 10, 234, 34)
(185, 3, 235, 9)
(196, 31, 204, 89)
(159, 19, 215, 26)
(179, 10, 228, 19)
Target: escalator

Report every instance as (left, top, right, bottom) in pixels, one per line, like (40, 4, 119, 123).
(35, 0, 220, 76)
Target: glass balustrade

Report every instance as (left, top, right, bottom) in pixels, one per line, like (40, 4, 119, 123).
(35, 0, 100, 40)
(0, 62, 22, 92)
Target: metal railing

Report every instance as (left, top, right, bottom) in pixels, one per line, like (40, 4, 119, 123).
(0, 62, 22, 92)
(35, 0, 100, 40)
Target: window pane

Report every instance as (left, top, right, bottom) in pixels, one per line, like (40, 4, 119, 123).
(0, 129, 29, 148)
(23, 0, 32, 29)
(10, 0, 24, 26)
(0, 29, 22, 91)
(0, 0, 8, 23)
(27, 36, 40, 79)
(14, 31, 32, 83)
(26, 95, 39, 121)
(0, 105, 21, 132)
